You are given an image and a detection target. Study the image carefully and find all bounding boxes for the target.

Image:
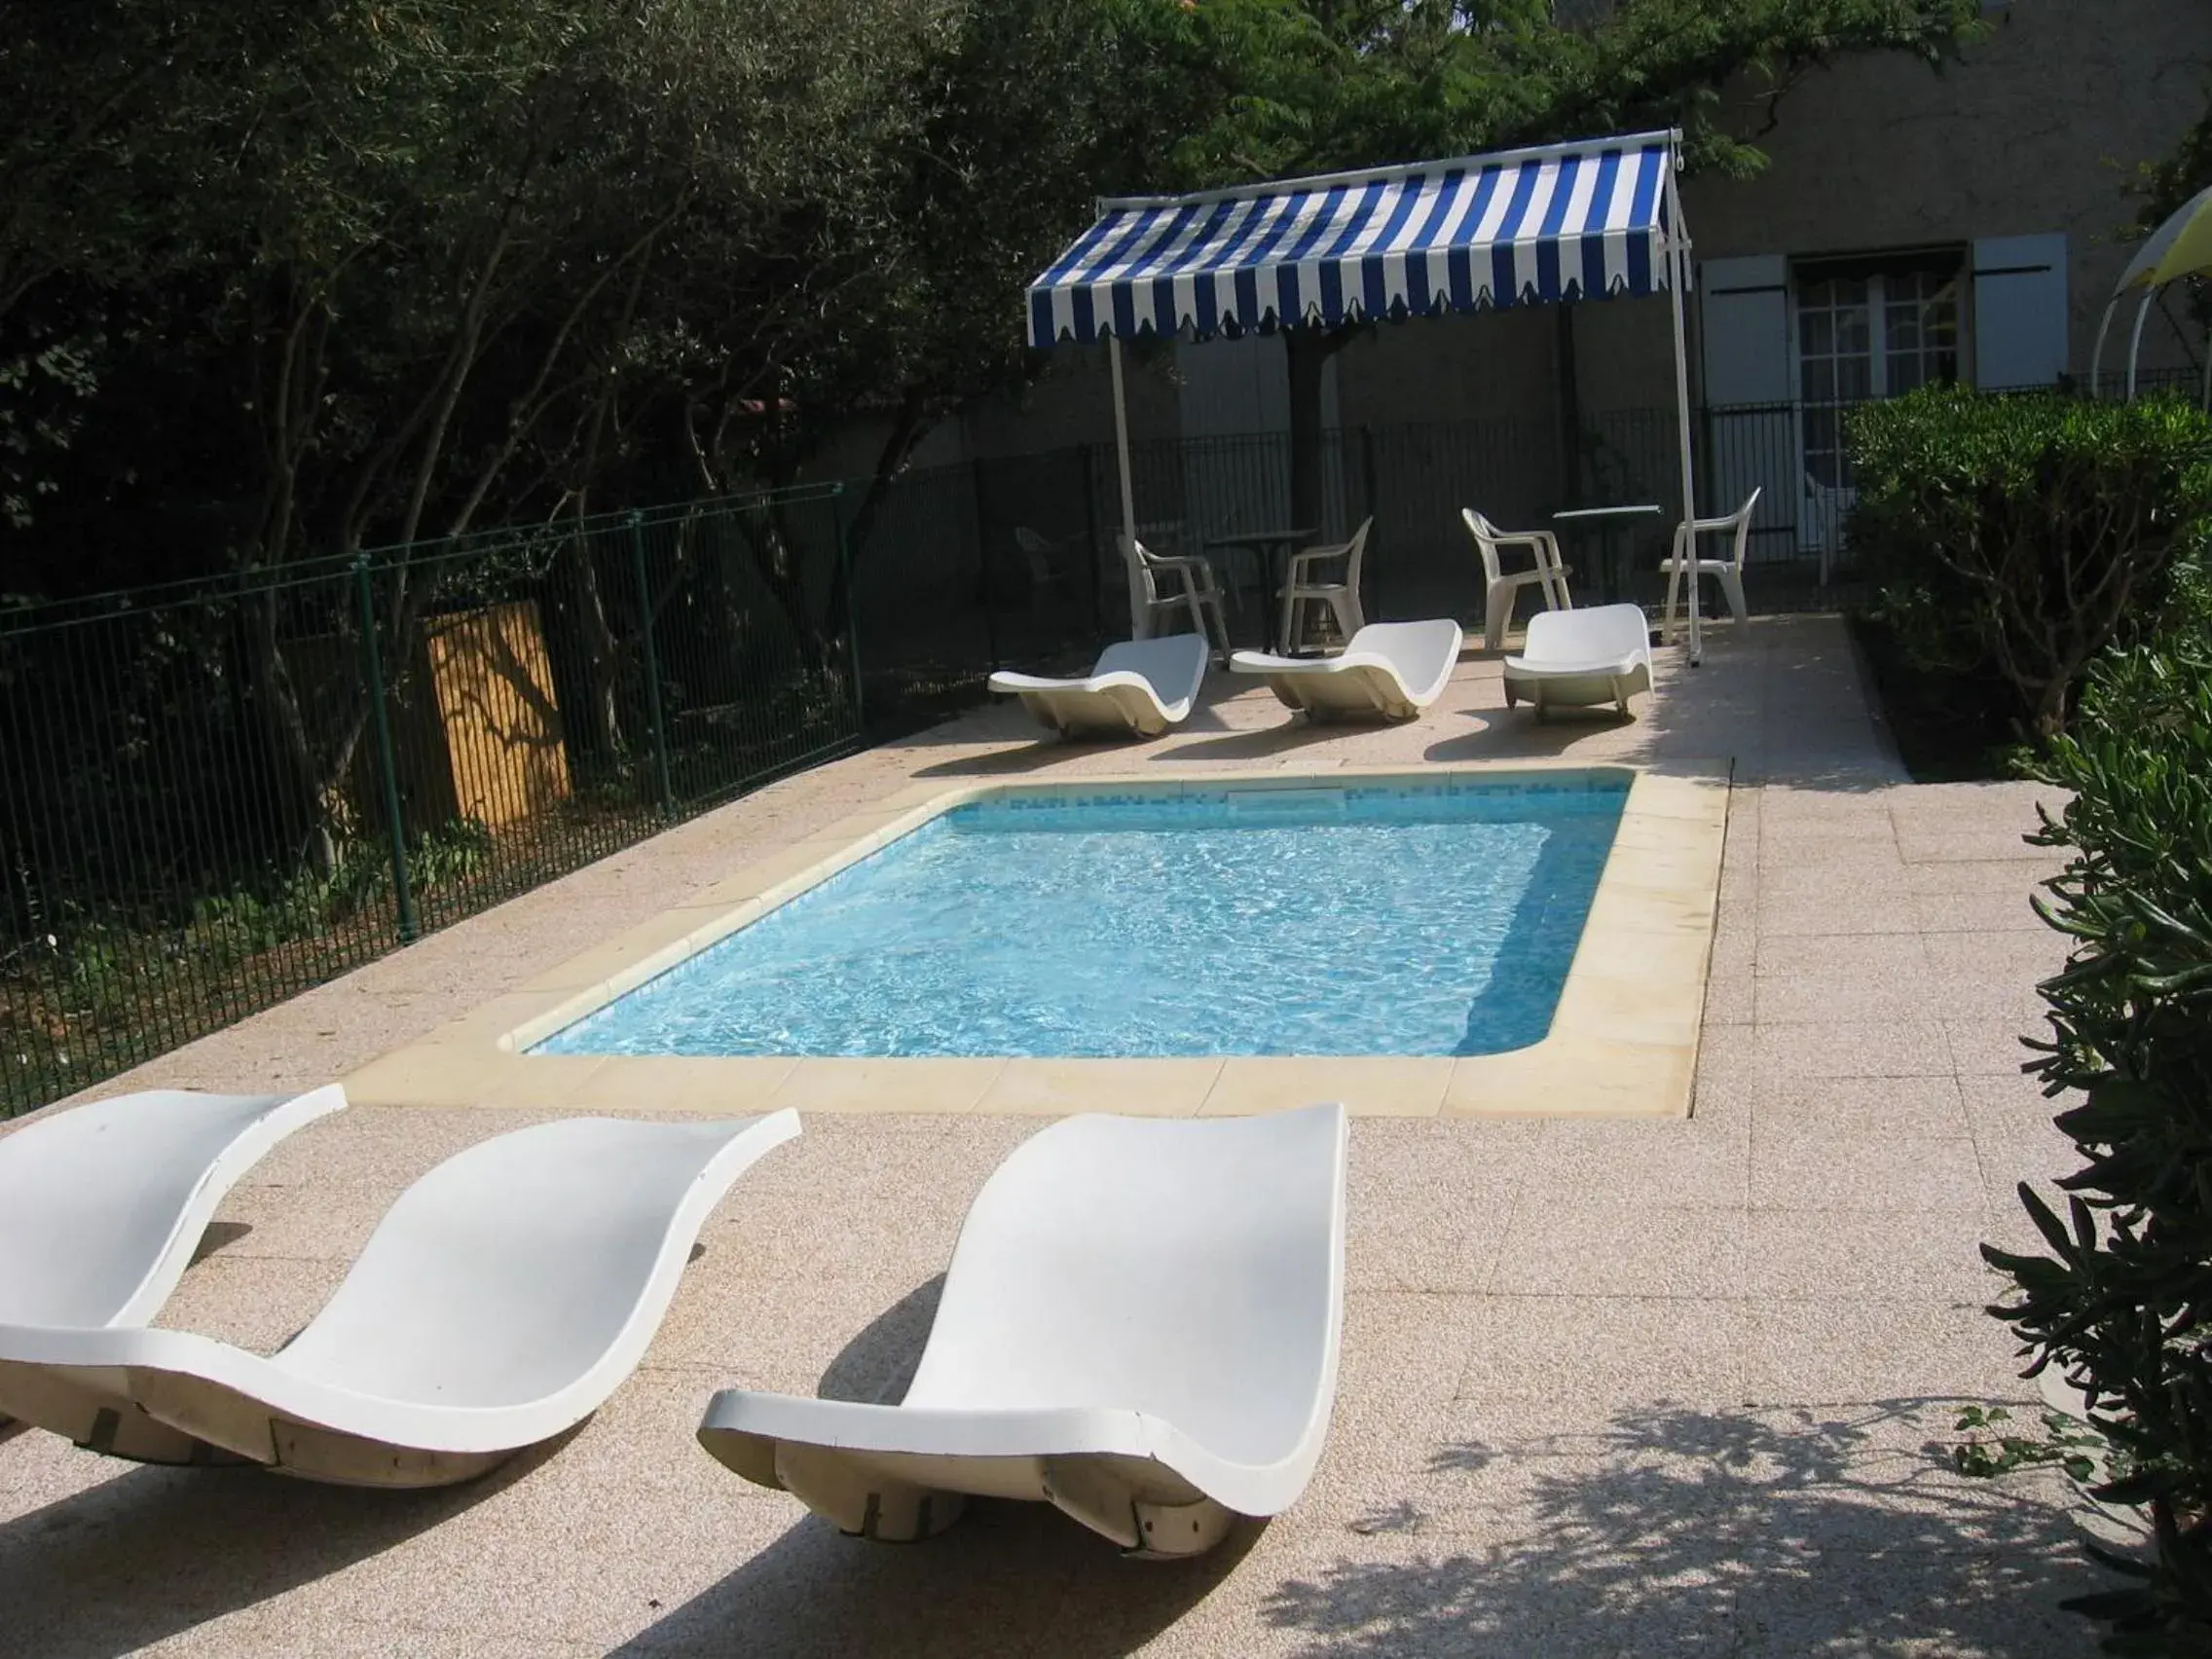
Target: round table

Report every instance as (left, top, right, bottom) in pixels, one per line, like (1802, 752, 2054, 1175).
(1551, 503, 1662, 605)
(1203, 527, 1320, 651)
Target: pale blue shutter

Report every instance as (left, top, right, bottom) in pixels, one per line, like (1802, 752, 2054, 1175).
(1698, 256, 1793, 555)
(1972, 234, 2068, 390)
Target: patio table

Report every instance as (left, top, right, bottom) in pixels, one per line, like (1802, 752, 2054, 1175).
(1202, 526, 1320, 651)
(1551, 503, 1662, 605)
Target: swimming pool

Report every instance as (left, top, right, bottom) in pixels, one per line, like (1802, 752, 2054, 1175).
(533, 773, 1629, 1060)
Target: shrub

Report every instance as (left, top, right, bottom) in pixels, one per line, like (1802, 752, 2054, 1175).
(1848, 387, 2212, 739)
(1985, 629, 2212, 1653)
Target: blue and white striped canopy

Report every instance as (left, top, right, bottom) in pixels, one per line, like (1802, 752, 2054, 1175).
(1027, 132, 1682, 349)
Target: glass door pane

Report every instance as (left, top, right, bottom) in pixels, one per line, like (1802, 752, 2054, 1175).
(1796, 276, 1871, 489)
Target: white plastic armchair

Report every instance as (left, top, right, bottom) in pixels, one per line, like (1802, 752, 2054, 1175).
(1012, 526, 1076, 621)
(1462, 509, 1572, 651)
(1664, 486, 1761, 632)
(1278, 517, 1372, 654)
(1118, 535, 1231, 661)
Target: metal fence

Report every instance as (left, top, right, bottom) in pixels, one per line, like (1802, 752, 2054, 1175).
(0, 487, 875, 1114)
(6, 383, 2162, 1113)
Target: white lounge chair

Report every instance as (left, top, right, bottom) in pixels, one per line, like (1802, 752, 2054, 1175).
(698, 1103, 1347, 1558)
(0, 1084, 349, 1443)
(1503, 603, 1654, 718)
(0, 1085, 349, 1331)
(1230, 618, 1464, 723)
(986, 634, 1208, 740)
(0, 1112, 798, 1482)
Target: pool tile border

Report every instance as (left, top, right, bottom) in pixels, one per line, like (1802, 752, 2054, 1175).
(343, 756, 1730, 1121)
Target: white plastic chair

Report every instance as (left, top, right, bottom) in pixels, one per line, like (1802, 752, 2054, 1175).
(1462, 509, 1572, 651)
(0, 1112, 798, 1481)
(1013, 527, 1075, 621)
(1230, 618, 1464, 723)
(1503, 603, 1654, 718)
(988, 634, 1208, 739)
(699, 1104, 1346, 1558)
(1801, 474, 1856, 587)
(1119, 535, 1231, 661)
(1277, 517, 1372, 655)
(1664, 487, 1761, 631)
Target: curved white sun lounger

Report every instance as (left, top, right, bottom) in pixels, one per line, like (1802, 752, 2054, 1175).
(1502, 602, 1654, 718)
(987, 634, 1209, 739)
(0, 1084, 349, 1447)
(0, 1085, 349, 1333)
(698, 1103, 1347, 1558)
(1230, 619, 1463, 723)
(0, 1112, 798, 1483)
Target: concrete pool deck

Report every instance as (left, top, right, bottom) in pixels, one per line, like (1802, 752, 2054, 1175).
(0, 615, 2106, 1655)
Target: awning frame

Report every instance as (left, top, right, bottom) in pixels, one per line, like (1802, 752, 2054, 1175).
(1033, 129, 1708, 663)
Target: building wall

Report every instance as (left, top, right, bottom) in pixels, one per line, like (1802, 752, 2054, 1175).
(1684, 0, 2212, 382)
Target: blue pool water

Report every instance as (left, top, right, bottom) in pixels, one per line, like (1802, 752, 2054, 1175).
(533, 774, 1629, 1059)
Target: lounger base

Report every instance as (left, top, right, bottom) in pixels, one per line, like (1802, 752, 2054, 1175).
(1502, 665, 1651, 718)
(0, 1359, 234, 1466)
(709, 1426, 1244, 1557)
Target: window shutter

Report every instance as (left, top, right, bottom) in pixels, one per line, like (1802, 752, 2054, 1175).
(1972, 234, 2068, 390)
(1697, 255, 1793, 555)
(1698, 255, 1791, 404)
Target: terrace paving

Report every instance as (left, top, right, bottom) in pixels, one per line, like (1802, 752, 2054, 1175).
(0, 615, 2106, 1655)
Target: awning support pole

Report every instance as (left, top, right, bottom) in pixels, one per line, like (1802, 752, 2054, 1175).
(2089, 296, 2120, 397)
(1108, 334, 1142, 638)
(2125, 289, 2156, 400)
(1664, 159, 1702, 667)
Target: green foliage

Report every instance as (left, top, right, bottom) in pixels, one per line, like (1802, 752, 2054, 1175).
(1983, 631, 2212, 1653)
(1951, 1404, 2103, 1486)
(1165, 0, 1985, 186)
(1848, 387, 2212, 739)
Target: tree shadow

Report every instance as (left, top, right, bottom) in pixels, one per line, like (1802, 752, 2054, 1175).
(611, 1271, 1263, 1655)
(1261, 1399, 2114, 1657)
(0, 1426, 577, 1659)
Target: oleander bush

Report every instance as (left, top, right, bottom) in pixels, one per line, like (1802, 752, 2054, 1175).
(1984, 623, 2212, 1653)
(1848, 387, 2212, 742)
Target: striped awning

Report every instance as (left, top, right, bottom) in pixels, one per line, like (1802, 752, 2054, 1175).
(1027, 132, 1682, 350)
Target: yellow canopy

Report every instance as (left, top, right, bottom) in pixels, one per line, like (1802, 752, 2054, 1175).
(2117, 184, 2212, 292)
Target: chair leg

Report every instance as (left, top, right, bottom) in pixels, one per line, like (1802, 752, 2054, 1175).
(1661, 561, 1682, 637)
(1278, 587, 1299, 656)
(1484, 584, 1511, 653)
(1329, 591, 1361, 642)
(1720, 568, 1748, 623)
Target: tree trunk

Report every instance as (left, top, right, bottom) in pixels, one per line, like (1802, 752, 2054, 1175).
(571, 534, 628, 762)
(1556, 305, 1583, 510)
(1284, 325, 1337, 536)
